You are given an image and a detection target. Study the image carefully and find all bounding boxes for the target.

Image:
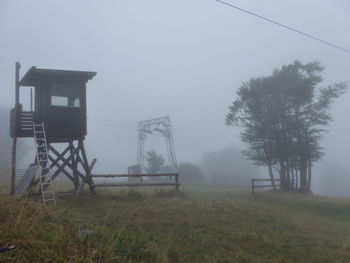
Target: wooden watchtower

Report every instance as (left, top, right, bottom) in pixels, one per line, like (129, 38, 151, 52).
(10, 62, 97, 196)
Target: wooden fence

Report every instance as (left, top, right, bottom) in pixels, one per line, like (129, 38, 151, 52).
(251, 178, 280, 194)
(91, 173, 180, 191)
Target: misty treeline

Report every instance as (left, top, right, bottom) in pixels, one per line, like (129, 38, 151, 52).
(145, 150, 204, 183)
(200, 146, 258, 186)
(226, 61, 347, 192)
(145, 147, 257, 186)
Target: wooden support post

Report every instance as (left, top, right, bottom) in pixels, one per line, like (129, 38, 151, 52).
(251, 179, 255, 195)
(10, 136, 17, 196)
(48, 143, 81, 186)
(79, 140, 95, 194)
(49, 155, 77, 185)
(76, 158, 97, 196)
(30, 88, 33, 112)
(175, 173, 179, 192)
(10, 62, 20, 196)
(49, 144, 71, 169)
(68, 141, 79, 189)
(46, 141, 95, 196)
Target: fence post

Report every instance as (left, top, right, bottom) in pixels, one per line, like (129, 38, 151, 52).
(251, 179, 255, 195)
(175, 173, 179, 192)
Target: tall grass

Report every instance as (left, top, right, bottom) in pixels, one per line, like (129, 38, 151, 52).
(2, 187, 350, 262)
(0, 196, 117, 262)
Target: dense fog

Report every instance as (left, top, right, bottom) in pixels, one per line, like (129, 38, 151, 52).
(0, 0, 349, 196)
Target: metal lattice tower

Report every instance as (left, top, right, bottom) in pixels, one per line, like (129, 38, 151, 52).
(137, 116, 177, 174)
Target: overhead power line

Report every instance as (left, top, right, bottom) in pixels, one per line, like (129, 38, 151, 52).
(87, 117, 210, 150)
(88, 117, 137, 128)
(215, 0, 350, 54)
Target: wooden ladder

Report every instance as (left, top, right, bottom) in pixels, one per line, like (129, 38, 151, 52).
(33, 122, 56, 206)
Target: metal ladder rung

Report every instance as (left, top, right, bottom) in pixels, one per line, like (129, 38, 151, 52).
(33, 122, 56, 207)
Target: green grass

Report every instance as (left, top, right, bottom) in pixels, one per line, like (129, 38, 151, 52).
(1, 186, 350, 262)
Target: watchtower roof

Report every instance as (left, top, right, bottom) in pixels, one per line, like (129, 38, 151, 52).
(20, 66, 97, 86)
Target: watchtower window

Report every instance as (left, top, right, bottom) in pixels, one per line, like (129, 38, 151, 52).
(50, 84, 81, 108)
(52, 96, 68, 107)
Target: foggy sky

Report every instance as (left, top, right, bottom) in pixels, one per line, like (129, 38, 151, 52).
(1, 0, 349, 194)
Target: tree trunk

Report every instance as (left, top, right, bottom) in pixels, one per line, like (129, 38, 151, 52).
(267, 161, 276, 190)
(279, 160, 287, 191)
(291, 167, 295, 191)
(299, 160, 308, 192)
(286, 160, 291, 191)
(306, 160, 312, 192)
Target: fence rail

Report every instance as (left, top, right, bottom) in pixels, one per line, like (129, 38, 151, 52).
(251, 178, 280, 194)
(91, 173, 180, 191)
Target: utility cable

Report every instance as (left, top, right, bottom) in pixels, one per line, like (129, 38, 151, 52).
(215, 0, 350, 54)
(88, 118, 210, 150)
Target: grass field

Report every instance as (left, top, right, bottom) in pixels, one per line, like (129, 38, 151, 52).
(1, 184, 350, 262)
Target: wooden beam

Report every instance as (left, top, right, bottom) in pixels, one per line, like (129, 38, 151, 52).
(10, 62, 21, 196)
(48, 144, 71, 170)
(10, 136, 17, 196)
(92, 183, 179, 187)
(251, 178, 281, 194)
(252, 178, 280, 182)
(15, 62, 20, 105)
(68, 141, 79, 188)
(175, 173, 179, 192)
(48, 155, 77, 186)
(253, 185, 281, 188)
(76, 158, 97, 196)
(92, 173, 178, 178)
(48, 144, 81, 183)
(79, 140, 95, 193)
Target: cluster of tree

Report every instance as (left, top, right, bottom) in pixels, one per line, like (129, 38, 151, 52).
(145, 150, 204, 183)
(226, 61, 347, 192)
